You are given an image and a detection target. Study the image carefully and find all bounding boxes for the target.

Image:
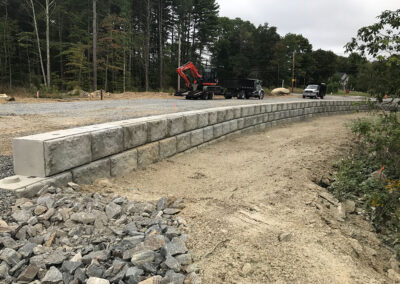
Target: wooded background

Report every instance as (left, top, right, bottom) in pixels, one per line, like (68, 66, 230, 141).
(0, 0, 391, 94)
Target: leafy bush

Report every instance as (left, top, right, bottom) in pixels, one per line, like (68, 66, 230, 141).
(331, 113, 400, 256)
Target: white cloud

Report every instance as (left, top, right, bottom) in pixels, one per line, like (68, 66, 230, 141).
(218, 0, 399, 55)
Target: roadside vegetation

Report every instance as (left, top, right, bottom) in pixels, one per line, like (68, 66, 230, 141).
(331, 111, 400, 257)
(330, 8, 400, 258)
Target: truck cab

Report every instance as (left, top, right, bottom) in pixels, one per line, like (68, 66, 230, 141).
(303, 83, 326, 99)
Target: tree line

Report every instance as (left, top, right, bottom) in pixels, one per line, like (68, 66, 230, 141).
(0, 1, 398, 95)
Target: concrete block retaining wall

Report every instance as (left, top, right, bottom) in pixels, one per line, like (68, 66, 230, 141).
(3, 100, 368, 197)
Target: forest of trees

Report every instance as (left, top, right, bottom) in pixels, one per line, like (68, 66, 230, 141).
(0, 0, 396, 94)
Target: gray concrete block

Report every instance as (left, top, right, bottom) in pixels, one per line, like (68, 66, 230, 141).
(217, 109, 226, 123)
(225, 109, 234, 121)
(72, 158, 111, 185)
(159, 137, 177, 159)
(203, 126, 214, 142)
(254, 105, 261, 114)
(44, 134, 92, 176)
(110, 149, 138, 177)
(16, 181, 48, 198)
(233, 107, 242, 118)
(13, 138, 46, 177)
(229, 120, 238, 132)
(237, 118, 245, 129)
(91, 127, 124, 160)
(213, 124, 223, 138)
(137, 142, 160, 168)
(222, 121, 231, 135)
(184, 113, 198, 131)
(167, 115, 185, 136)
(191, 129, 204, 147)
(197, 112, 209, 128)
(265, 104, 272, 112)
(177, 133, 191, 153)
(47, 172, 73, 188)
(208, 110, 218, 125)
(147, 118, 168, 142)
(123, 122, 148, 150)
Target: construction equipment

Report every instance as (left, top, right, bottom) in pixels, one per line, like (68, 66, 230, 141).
(175, 62, 224, 100)
(175, 62, 264, 100)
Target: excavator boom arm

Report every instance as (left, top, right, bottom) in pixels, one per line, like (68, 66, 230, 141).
(176, 62, 203, 89)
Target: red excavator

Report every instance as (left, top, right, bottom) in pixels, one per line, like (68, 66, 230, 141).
(175, 62, 224, 100)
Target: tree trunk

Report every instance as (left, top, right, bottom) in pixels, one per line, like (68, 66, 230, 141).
(145, 0, 150, 92)
(105, 55, 108, 91)
(177, 27, 181, 90)
(158, 0, 163, 90)
(45, 0, 51, 87)
(29, 0, 47, 87)
(58, 10, 63, 84)
(92, 0, 97, 91)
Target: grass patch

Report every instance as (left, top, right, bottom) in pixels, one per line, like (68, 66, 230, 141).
(332, 90, 371, 97)
(330, 112, 400, 257)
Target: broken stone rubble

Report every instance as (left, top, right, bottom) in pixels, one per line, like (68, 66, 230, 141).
(0, 184, 200, 283)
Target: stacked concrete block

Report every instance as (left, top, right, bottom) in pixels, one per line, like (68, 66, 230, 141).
(123, 121, 148, 149)
(191, 129, 204, 147)
(177, 132, 191, 153)
(137, 142, 160, 168)
(147, 118, 168, 142)
(91, 127, 124, 160)
(159, 137, 177, 159)
(184, 112, 198, 132)
(72, 158, 111, 185)
(197, 112, 209, 128)
(110, 149, 138, 177)
(167, 114, 185, 137)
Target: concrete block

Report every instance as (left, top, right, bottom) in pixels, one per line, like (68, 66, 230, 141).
(213, 124, 223, 138)
(197, 112, 209, 128)
(265, 104, 272, 112)
(191, 129, 204, 147)
(91, 127, 124, 160)
(255, 114, 263, 124)
(237, 118, 245, 129)
(208, 110, 218, 125)
(225, 109, 234, 121)
(110, 149, 138, 177)
(47, 172, 73, 188)
(137, 142, 160, 168)
(123, 122, 148, 150)
(233, 107, 242, 118)
(271, 104, 277, 112)
(44, 134, 92, 176)
(222, 121, 231, 135)
(147, 118, 167, 142)
(242, 105, 255, 117)
(13, 138, 46, 177)
(16, 181, 48, 198)
(0, 175, 45, 191)
(217, 109, 226, 123)
(167, 114, 185, 136)
(229, 120, 238, 132)
(184, 113, 198, 131)
(203, 126, 214, 142)
(254, 105, 261, 114)
(260, 105, 267, 113)
(72, 158, 111, 185)
(177, 133, 191, 153)
(159, 137, 177, 159)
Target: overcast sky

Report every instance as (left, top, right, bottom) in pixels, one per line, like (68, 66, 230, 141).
(218, 0, 399, 56)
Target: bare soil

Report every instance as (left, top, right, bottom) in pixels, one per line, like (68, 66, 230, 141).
(81, 113, 395, 283)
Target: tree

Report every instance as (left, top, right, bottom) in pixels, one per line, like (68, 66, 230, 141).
(346, 9, 400, 98)
(92, 0, 97, 91)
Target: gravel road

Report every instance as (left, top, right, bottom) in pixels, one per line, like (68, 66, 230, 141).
(0, 94, 362, 119)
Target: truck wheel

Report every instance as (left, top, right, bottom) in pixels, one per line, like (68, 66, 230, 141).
(239, 90, 246, 99)
(259, 91, 264, 100)
(208, 93, 214, 100)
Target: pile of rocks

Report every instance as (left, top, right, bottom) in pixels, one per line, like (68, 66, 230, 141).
(0, 183, 200, 284)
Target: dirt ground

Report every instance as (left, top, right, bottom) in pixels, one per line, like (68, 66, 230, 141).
(0, 91, 175, 104)
(81, 113, 396, 283)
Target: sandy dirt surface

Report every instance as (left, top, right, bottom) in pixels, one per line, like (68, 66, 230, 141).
(0, 91, 174, 104)
(82, 114, 395, 283)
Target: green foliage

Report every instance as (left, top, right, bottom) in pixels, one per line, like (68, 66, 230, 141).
(331, 114, 400, 255)
(346, 9, 400, 100)
(327, 74, 340, 93)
